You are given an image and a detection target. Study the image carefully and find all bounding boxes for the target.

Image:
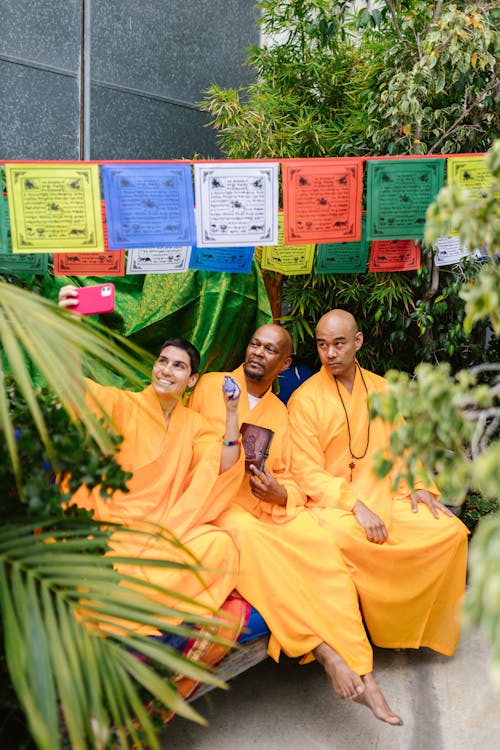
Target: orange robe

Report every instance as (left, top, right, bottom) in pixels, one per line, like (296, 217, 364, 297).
(71, 379, 243, 632)
(288, 365, 469, 656)
(190, 366, 374, 674)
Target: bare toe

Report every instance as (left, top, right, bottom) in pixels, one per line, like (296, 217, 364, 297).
(356, 673, 403, 726)
(314, 643, 364, 700)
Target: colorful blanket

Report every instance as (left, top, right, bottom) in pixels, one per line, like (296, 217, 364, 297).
(147, 592, 269, 725)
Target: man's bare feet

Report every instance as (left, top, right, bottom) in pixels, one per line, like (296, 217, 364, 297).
(355, 672, 403, 726)
(313, 643, 365, 700)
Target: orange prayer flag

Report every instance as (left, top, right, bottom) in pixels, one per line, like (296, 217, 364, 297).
(282, 158, 363, 245)
(54, 201, 125, 276)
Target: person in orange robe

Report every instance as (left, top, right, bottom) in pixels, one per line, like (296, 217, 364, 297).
(190, 324, 403, 726)
(58, 285, 244, 636)
(288, 309, 469, 657)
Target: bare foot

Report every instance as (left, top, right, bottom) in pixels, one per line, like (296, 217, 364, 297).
(313, 643, 365, 700)
(354, 672, 403, 726)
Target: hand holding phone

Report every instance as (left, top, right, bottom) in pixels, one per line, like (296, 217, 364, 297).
(68, 283, 115, 316)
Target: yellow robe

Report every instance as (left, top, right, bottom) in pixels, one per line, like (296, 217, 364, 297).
(71, 380, 243, 632)
(288, 365, 469, 656)
(190, 366, 374, 674)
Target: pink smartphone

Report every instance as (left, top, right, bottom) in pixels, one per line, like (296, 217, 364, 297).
(72, 283, 115, 315)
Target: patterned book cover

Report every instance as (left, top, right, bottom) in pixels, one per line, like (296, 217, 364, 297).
(240, 422, 274, 472)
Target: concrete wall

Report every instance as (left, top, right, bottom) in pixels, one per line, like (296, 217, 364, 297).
(0, 0, 259, 160)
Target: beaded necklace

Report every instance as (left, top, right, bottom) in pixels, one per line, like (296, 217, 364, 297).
(333, 362, 370, 481)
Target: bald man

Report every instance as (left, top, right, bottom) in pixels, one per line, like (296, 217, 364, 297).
(190, 324, 403, 726)
(288, 309, 469, 659)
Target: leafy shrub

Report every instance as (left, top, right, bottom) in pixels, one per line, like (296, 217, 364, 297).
(0, 378, 131, 747)
(0, 377, 131, 523)
(281, 258, 498, 376)
(460, 492, 499, 533)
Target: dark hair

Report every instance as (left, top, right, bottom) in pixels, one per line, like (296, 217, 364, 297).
(158, 337, 201, 374)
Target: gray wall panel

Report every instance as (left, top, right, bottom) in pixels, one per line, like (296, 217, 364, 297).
(92, 1, 259, 99)
(0, 0, 81, 71)
(90, 85, 218, 160)
(0, 62, 80, 159)
(0, 1, 258, 160)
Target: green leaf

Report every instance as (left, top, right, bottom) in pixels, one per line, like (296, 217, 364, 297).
(0, 522, 236, 748)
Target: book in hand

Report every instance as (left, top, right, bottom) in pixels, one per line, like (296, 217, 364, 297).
(240, 422, 274, 473)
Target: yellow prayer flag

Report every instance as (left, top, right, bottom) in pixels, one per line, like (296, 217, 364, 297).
(5, 163, 104, 253)
(260, 213, 315, 274)
(447, 155, 492, 196)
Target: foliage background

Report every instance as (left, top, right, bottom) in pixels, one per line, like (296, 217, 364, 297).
(1, 5, 498, 742)
(202, 0, 500, 688)
(0, 286, 235, 750)
(203, 0, 499, 377)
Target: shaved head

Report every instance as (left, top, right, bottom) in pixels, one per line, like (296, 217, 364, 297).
(316, 309, 359, 338)
(315, 309, 363, 388)
(252, 324, 293, 358)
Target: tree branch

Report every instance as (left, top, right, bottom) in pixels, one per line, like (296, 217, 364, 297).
(428, 78, 499, 153)
(384, 0, 405, 43)
(423, 0, 444, 37)
(469, 363, 500, 378)
(423, 255, 440, 300)
(415, 32, 423, 62)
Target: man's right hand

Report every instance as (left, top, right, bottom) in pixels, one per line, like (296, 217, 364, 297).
(352, 499, 388, 544)
(58, 285, 79, 309)
(249, 466, 288, 506)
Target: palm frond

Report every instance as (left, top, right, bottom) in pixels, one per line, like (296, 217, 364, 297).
(0, 522, 235, 750)
(0, 281, 155, 494)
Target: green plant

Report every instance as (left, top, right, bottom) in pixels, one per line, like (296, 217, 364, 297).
(425, 140, 500, 335)
(363, 2, 499, 156)
(371, 142, 499, 689)
(0, 377, 131, 521)
(460, 492, 499, 532)
(202, 1, 360, 159)
(203, 0, 499, 376)
(0, 281, 237, 749)
(0, 279, 154, 496)
(369, 361, 497, 506)
(280, 260, 497, 375)
(281, 271, 414, 372)
(203, 1, 499, 159)
(0, 519, 230, 750)
(463, 513, 500, 690)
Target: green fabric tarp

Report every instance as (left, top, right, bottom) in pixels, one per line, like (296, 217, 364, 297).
(40, 261, 273, 384)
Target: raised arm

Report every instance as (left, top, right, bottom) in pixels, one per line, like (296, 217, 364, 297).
(220, 375, 242, 473)
(57, 285, 85, 396)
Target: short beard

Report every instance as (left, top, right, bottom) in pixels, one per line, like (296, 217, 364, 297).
(243, 364, 263, 382)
